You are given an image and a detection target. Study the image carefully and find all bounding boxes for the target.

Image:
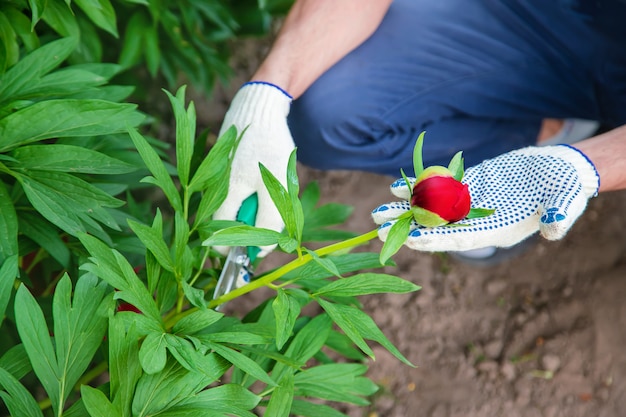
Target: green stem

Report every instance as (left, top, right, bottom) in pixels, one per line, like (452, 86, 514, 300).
(189, 247, 210, 287)
(37, 362, 109, 412)
(208, 229, 379, 308)
(164, 229, 379, 329)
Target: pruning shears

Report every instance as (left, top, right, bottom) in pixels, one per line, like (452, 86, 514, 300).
(213, 194, 260, 310)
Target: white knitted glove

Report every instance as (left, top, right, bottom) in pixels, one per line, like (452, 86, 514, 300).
(213, 82, 295, 256)
(372, 145, 600, 252)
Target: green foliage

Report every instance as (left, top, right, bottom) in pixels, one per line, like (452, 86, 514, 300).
(1, 0, 292, 93)
(0, 10, 420, 415)
(0, 84, 420, 416)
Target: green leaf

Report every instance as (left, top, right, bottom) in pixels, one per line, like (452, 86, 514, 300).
(314, 273, 421, 297)
(19, 170, 123, 234)
(412, 131, 426, 177)
(196, 331, 271, 345)
(108, 315, 142, 417)
(277, 235, 299, 253)
(400, 168, 413, 199)
(189, 126, 241, 228)
(305, 249, 342, 278)
(0, 11, 19, 73)
(53, 274, 111, 410)
(271, 315, 332, 383)
(173, 211, 191, 280)
(14, 284, 60, 416)
(286, 149, 304, 243)
(164, 334, 204, 371)
(0, 99, 143, 152)
(128, 216, 175, 272)
(181, 281, 207, 309)
(3, 8, 39, 52)
(12, 144, 136, 174)
(15, 65, 116, 99)
(0, 367, 43, 417)
(447, 150, 465, 181)
(166, 384, 260, 416)
(293, 363, 378, 406)
(208, 342, 277, 387)
(139, 331, 168, 374)
(74, 14, 104, 62)
(265, 370, 294, 417)
(466, 207, 496, 219)
(165, 86, 195, 187)
(0, 182, 18, 263)
(132, 359, 217, 417)
(325, 330, 366, 361)
(0, 344, 32, 381)
(81, 385, 122, 417)
(320, 299, 414, 367)
(18, 212, 70, 267)
(302, 201, 355, 241)
(118, 11, 148, 69)
(144, 21, 161, 77)
(172, 308, 223, 335)
(273, 289, 301, 350)
(128, 126, 182, 212)
(0, 37, 77, 102)
(27, 0, 45, 29)
(41, 1, 79, 38)
(317, 299, 373, 360)
(290, 399, 349, 417)
(190, 383, 261, 410)
(74, 0, 118, 37)
(379, 215, 412, 264)
(78, 233, 163, 323)
(259, 162, 296, 239)
(282, 252, 388, 282)
(202, 225, 283, 248)
(189, 125, 240, 194)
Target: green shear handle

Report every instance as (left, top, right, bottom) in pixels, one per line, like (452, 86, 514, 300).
(237, 193, 260, 262)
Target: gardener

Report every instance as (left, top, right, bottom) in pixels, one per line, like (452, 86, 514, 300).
(213, 0, 626, 262)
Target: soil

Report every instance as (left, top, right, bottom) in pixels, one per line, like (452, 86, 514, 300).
(193, 37, 626, 417)
(300, 169, 626, 417)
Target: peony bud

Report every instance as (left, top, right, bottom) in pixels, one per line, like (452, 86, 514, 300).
(410, 166, 471, 226)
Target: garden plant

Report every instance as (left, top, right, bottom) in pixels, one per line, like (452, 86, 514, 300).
(0, 2, 426, 416)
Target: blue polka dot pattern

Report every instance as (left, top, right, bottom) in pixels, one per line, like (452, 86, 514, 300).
(371, 145, 600, 252)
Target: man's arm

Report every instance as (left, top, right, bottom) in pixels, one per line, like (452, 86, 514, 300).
(252, 0, 393, 98)
(575, 124, 626, 192)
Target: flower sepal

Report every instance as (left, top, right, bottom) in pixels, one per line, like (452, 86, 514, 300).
(410, 206, 449, 228)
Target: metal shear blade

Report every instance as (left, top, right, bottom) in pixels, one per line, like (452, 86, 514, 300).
(213, 246, 253, 310)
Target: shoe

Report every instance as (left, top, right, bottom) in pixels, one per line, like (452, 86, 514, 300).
(539, 119, 599, 146)
(448, 235, 539, 267)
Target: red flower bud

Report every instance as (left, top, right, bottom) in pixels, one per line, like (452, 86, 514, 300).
(411, 169, 471, 223)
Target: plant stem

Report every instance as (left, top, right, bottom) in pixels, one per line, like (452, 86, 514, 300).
(164, 229, 379, 329)
(207, 229, 379, 308)
(189, 247, 210, 287)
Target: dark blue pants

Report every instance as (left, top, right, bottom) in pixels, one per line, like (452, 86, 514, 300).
(288, 0, 626, 176)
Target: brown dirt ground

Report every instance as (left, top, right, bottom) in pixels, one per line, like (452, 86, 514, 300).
(194, 37, 626, 417)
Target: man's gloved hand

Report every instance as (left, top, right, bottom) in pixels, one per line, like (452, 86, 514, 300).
(372, 145, 600, 252)
(213, 82, 294, 256)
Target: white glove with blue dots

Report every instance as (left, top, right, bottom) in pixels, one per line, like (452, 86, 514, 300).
(371, 145, 600, 252)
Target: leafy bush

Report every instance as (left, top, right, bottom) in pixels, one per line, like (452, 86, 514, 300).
(1, 0, 291, 92)
(0, 80, 420, 416)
